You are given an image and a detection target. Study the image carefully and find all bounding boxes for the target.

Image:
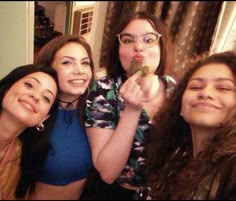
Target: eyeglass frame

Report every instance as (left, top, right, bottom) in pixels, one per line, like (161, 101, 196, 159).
(117, 32, 162, 48)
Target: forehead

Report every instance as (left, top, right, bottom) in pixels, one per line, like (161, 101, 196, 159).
(22, 72, 56, 88)
(191, 63, 235, 80)
(55, 42, 88, 58)
(122, 19, 156, 34)
(22, 71, 52, 80)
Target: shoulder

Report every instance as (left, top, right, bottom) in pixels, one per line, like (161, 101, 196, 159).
(91, 76, 115, 92)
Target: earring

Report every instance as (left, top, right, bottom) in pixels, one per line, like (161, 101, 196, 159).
(36, 123, 45, 132)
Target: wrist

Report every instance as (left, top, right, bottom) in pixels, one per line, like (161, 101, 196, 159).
(123, 106, 142, 117)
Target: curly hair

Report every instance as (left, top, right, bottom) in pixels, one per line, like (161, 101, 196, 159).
(146, 51, 236, 199)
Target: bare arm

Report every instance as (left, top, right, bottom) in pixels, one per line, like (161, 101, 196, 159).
(86, 72, 144, 184)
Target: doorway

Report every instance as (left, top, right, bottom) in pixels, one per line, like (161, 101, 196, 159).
(34, 1, 67, 61)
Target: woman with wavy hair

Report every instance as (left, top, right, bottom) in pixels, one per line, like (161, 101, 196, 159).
(145, 51, 236, 200)
(0, 64, 58, 199)
(32, 35, 95, 200)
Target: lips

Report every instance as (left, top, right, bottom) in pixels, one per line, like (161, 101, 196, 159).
(19, 99, 37, 113)
(133, 55, 144, 63)
(192, 102, 220, 109)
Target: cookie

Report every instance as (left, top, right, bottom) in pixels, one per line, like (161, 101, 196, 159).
(127, 59, 149, 77)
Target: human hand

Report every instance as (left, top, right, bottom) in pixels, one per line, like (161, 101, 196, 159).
(119, 71, 144, 111)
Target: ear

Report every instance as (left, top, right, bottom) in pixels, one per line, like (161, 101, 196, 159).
(40, 114, 51, 124)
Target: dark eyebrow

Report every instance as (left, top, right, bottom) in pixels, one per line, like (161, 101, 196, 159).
(81, 57, 90, 61)
(61, 56, 76, 60)
(62, 56, 90, 61)
(27, 77, 55, 98)
(190, 77, 236, 84)
(215, 77, 236, 84)
(120, 33, 135, 36)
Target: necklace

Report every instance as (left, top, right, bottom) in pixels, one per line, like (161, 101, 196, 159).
(141, 79, 162, 103)
(59, 96, 80, 110)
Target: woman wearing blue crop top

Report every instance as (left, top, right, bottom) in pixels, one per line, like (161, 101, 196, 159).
(31, 35, 94, 200)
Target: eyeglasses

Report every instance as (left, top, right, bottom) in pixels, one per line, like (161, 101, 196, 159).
(117, 32, 161, 48)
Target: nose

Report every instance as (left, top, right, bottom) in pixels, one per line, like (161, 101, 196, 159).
(73, 63, 84, 74)
(133, 37, 144, 52)
(198, 86, 214, 99)
(29, 92, 40, 102)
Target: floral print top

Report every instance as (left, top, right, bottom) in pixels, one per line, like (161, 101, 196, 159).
(85, 75, 176, 187)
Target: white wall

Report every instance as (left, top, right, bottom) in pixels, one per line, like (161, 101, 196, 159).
(90, 1, 108, 73)
(38, 1, 63, 23)
(0, 2, 34, 79)
(71, 1, 108, 73)
(210, 1, 236, 53)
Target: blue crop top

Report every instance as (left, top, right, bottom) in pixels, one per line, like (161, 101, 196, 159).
(37, 109, 93, 186)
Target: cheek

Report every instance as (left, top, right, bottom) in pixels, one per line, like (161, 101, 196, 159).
(37, 106, 51, 123)
(57, 69, 69, 84)
(119, 48, 132, 71)
(2, 94, 10, 111)
(148, 47, 161, 66)
(225, 99, 236, 113)
(180, 93, 188, 115)
(2, 88, 17, 108)
(86, 68, 93, 80)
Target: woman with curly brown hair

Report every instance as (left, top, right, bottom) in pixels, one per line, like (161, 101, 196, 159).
(145, 51, 236, 200)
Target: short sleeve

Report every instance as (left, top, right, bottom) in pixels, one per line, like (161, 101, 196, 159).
(85, 76, 119, 129)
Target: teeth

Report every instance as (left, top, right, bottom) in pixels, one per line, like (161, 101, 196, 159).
(71, 80, 85, 84)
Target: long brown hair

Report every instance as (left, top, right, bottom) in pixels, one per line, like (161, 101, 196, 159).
(104, 11, 173, 78)
(146, 51, 236, 199)
(35, 34, 95, 127)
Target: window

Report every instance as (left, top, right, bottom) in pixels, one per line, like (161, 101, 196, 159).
(73, 7, 94, 36)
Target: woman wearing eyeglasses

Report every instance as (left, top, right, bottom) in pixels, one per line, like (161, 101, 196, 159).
(81, 11, 175, 200)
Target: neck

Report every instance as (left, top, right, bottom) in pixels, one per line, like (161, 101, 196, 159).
(139, 75, 161, 102)
(191, 125, 216, 158)
(0, 112, 25, 151)
(59, 95, 80, 110)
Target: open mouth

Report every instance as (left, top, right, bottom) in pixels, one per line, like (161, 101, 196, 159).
(70, 79, 86, 84)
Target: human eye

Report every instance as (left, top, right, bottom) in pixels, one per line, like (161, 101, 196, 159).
(143, 34, 157, 44)
(189, 85, 203, 90)
(82, 60, 91, 67)
(216, 85, 235, 91)
(61, 59, 72, 66)
(216, 81, 236, 91)
(120, 35, 135, 45)
(43, 95, 50, 103)
(42, 93, 53, 104)
(24, 81, 34, 89)
(187, 82, 203, 90)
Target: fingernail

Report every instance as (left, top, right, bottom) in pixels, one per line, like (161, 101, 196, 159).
(137, 70, 142, 75)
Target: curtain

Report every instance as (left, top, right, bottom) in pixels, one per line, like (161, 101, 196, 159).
(99, 1, 223, 76)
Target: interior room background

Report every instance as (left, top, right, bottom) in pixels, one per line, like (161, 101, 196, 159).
(0, 1, 235, 79)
